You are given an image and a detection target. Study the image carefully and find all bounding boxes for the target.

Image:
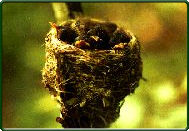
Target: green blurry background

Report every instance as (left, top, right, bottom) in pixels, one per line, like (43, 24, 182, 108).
(2, 3, 187, 128)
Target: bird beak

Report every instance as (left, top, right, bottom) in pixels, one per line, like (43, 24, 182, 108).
(49, 22, 58, 29)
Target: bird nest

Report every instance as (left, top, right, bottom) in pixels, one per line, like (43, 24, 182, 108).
(42, 18, 143, 128)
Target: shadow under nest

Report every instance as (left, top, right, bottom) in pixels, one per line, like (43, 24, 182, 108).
(42, 18, 143, 128)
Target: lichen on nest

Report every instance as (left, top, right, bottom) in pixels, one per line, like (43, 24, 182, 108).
(42, 18, 143, 128)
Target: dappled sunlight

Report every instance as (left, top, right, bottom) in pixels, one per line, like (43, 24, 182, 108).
(152, 81, 176, 104)
(111, 96, 144, 128)
(3, 2, 187, 128)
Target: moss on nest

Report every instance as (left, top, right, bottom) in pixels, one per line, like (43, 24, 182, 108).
(42, 18, 143, 128)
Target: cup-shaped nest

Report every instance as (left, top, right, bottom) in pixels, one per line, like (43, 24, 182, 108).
(42, 18, 142, 128)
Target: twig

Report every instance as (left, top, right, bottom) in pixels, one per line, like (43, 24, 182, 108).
(51, 3, 69, 24)
(51, 2, 83, 24)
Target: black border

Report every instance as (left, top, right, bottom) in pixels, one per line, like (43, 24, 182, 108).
(0, 1, 188, 131)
